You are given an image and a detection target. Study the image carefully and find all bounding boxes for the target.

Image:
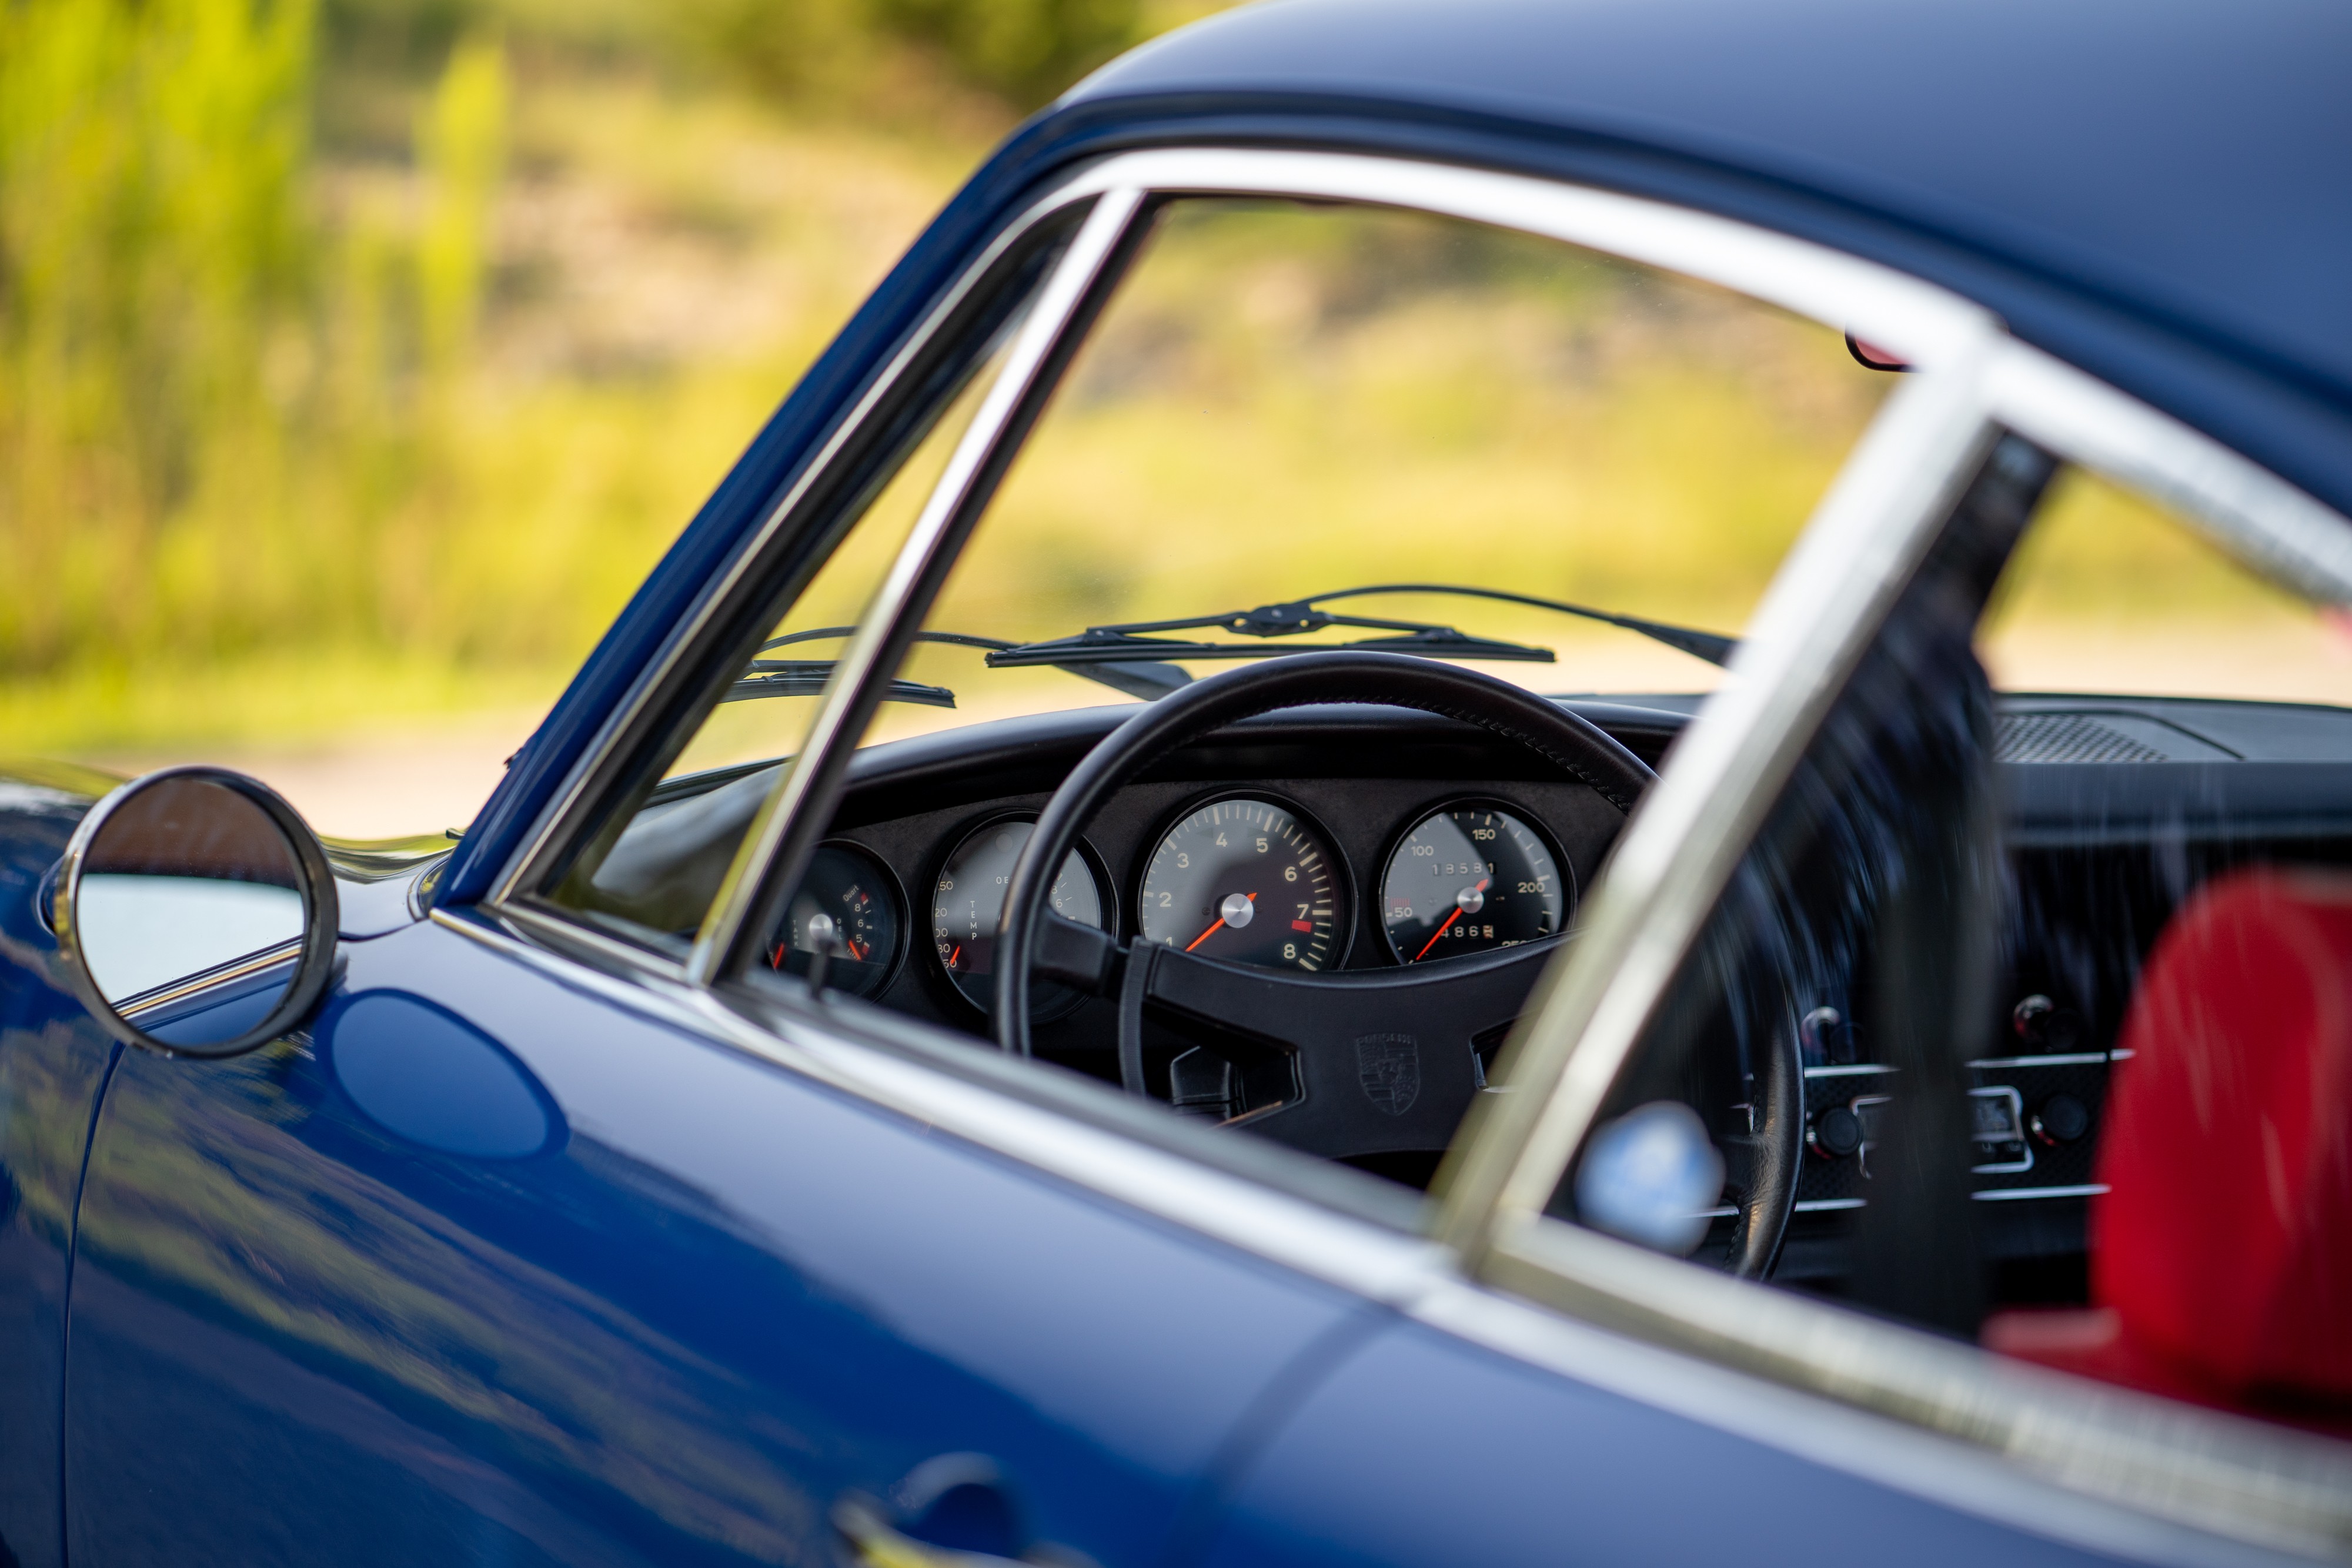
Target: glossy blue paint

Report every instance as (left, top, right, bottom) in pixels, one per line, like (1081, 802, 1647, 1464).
(443, 0, 2352, 894)
(0, 772, 118, 1568)
(329, 990, 559, 1159)
(1197, 1318, 2127, 1568)
(61, 915, 1363, 1566)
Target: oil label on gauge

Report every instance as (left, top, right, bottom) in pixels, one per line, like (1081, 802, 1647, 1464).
(933, 817, 1108, 1016)
(1381, 805, 1566, 964)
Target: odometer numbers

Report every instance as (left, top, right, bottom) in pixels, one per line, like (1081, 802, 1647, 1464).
(1381, 804, 1566, 964)
(1138, 797, 1345, 972)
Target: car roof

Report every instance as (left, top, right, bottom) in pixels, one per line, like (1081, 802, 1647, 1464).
(1054, 0, 2352, 518)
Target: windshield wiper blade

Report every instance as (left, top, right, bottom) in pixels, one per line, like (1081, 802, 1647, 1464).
(989, 624, 1554, 668)
(726, 665, 960, 709)
(985, 582, 1736, 672)
(734, 627, 1192, 707)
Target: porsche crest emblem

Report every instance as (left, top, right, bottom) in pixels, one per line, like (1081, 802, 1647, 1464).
(1355, 1034, 1421, 1116)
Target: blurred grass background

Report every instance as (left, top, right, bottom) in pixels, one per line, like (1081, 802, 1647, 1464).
(0, 0, 1212, 761)
(5, 0, 2345, 832)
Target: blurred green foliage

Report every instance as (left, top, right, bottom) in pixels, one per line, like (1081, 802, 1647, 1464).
(679, 0, 1144, 111)
(0, 0, 314, 674)
(0, 0, 1171, 752)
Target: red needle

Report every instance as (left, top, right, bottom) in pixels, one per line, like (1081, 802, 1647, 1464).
(1185, 892, 1254, 952)
(1412, 880, 1488, 962)
(1412, 909, 1461, 962)
(948, 944, 962, 968)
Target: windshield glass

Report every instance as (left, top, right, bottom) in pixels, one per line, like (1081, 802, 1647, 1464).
(835, 195, 1893, 752)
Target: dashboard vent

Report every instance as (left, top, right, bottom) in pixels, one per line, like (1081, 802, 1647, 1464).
(1996, 713, 2171, 764)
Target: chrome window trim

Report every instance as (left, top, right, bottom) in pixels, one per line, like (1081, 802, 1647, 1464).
(485, 190, 1098, 910)
(1986, 343, 2352, 607)
(1481, 1212, 2352, 1561)
(1044, 149, 1994, 371)
(114, 938, 304, 1021)
(444, 904, 1444, 1300)
(1421, 259, 2352, 1558)
(1402, 1273, 2308, 1568)
(689, 188, 1147, 983)
(1432, 340, 2009, 1249)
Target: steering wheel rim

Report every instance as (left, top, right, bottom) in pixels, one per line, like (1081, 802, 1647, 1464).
(991, 651, 1799, 1275)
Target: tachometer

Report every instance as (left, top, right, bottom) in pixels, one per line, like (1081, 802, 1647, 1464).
(933, 816, 1110, 1016)
(1381, 804, 1566, 963)
(764, 842, 905, 999)
(1138, 796, 1346, 971)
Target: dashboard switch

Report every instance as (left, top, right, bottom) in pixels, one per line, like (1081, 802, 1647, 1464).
(2032, 1092, 2092, 1146)
(1809, 1104, 1863, 1159)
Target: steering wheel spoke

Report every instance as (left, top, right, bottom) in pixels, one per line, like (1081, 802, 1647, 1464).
(1140, 938, 1559, 1159)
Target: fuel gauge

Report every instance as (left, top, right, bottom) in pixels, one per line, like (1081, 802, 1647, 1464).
(766, 842, 906, 1000)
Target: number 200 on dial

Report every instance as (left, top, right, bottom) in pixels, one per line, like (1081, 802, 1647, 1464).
(1138, 798, 1343, 971)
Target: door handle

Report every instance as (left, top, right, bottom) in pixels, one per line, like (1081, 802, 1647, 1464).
(834, 1496, 1020, 1568)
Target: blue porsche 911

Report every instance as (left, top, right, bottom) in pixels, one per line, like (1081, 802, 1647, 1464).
(5, 1, 2351, 1564)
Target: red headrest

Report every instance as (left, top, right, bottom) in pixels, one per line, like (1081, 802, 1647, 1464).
(2094, 867, 2352, 1405)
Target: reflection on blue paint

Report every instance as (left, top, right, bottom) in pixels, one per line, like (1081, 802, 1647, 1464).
(142, 957, 296, 1050)
(329, 991, 559, 1158)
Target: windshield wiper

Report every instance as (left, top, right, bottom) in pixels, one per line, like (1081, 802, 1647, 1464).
(729, 627, 1192, 709)
(984, 582, 1736, 673)
(732, 586, 1732, 713)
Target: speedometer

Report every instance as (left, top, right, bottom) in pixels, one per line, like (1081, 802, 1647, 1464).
(1138, 796, 1347, 971)
(1381, 803, 1566, 963)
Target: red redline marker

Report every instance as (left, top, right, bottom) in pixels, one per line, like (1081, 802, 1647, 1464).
(1291, 919, 1313, 932)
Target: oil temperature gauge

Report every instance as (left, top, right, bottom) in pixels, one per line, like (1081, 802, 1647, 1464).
(933, 815, 1111, 1018)
(1381, 804, 1566, 964)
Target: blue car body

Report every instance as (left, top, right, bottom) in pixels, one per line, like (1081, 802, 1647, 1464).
(5, 2, 2347, 1564)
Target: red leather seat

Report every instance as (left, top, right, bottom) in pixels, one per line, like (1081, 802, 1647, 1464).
(1983, 867, 2352, 1426)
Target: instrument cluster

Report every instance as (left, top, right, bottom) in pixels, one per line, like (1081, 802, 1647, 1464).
(767, 785, 1580, 1016)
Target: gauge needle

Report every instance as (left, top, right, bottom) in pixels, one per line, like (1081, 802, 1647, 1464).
(1413, 880, 1489, 961)
(1186, 892, 1254, 952)
(1411, 910, 1461, 962)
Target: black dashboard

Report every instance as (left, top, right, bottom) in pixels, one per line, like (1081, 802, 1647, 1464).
(774, 701, 1669, 1106)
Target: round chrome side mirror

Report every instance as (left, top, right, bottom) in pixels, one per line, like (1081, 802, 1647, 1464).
(54, 767, 339, 1057)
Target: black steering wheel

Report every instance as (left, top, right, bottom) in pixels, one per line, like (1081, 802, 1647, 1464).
(992, 651, 1799, 1276)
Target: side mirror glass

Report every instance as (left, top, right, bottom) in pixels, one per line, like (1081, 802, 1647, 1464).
(55, 767, 339, 1057)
